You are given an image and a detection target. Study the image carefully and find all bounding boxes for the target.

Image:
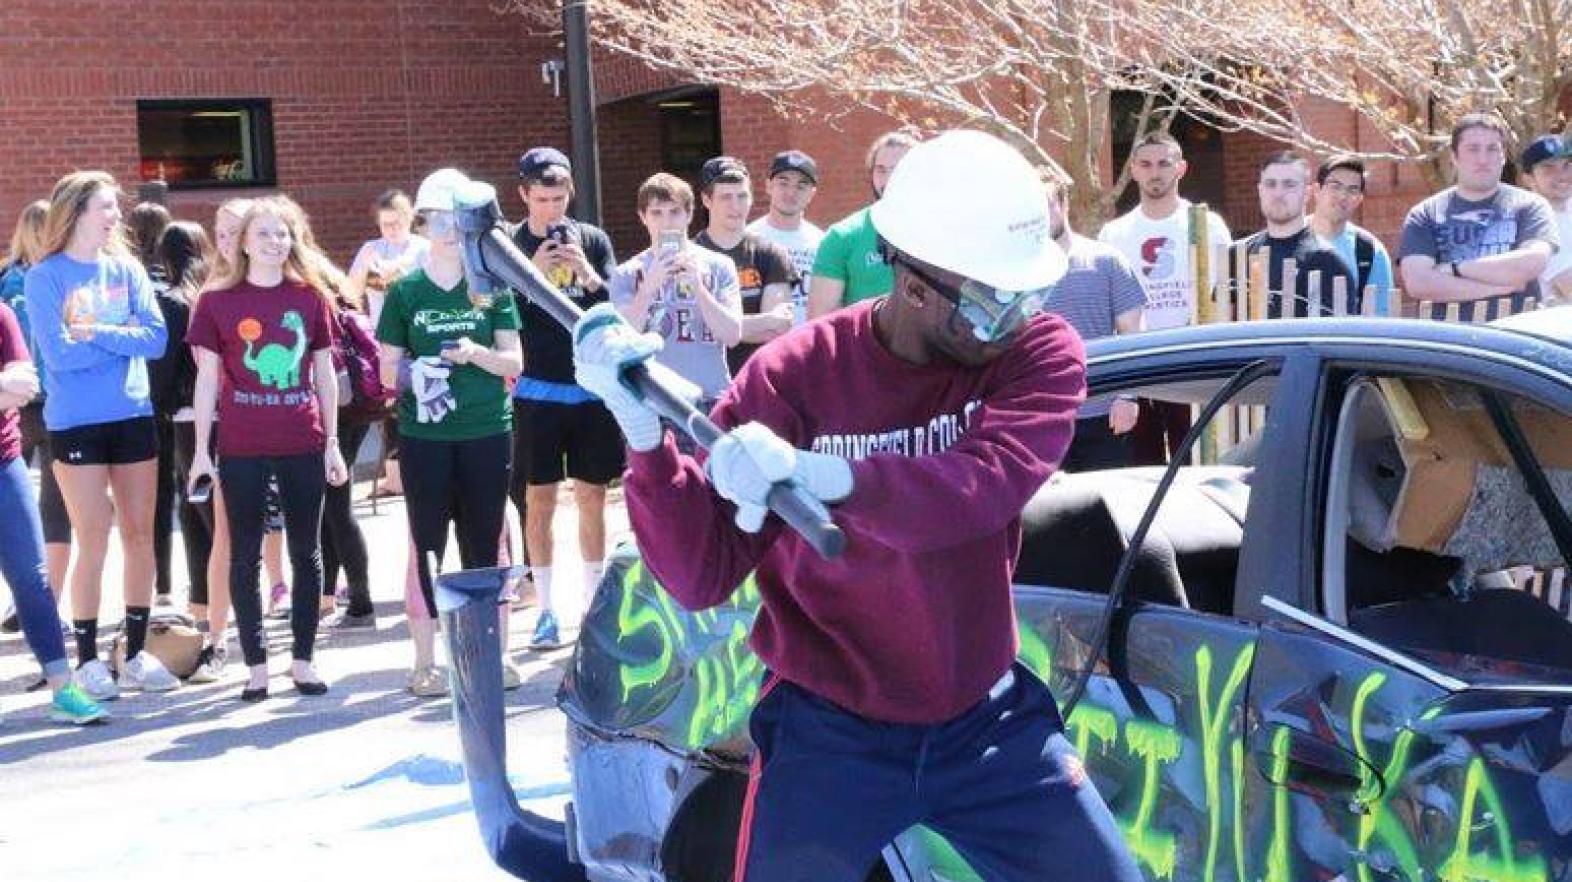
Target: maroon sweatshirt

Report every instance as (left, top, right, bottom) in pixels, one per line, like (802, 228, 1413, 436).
(624, 300, 1085, 724)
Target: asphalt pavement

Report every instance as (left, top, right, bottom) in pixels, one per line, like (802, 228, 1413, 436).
(0, 477, 627, 881)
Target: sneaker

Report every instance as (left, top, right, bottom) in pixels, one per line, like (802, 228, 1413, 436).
(119, 652, 181, 693)
(322, 610, 376, 630)
(0, 605, 18, 634)
(529, 611, 562, 650)
(49, 683, 108, 725)
(266, 583, 290, 619)
(76, 659, 120, 701)
(188, 644, 229, 684)
(407, 666, 449, 698)
(501, 660, 523, 691)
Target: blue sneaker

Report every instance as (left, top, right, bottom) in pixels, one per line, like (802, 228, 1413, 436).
(50, 682, 109, 725)
(529, 610, 562, 650)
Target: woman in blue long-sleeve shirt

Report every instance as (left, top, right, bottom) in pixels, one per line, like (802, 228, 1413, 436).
(23, 171, 178, 700)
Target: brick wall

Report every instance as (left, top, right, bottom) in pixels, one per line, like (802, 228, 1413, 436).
(596, 94, 665, 255)
(0, 0, 568, 266)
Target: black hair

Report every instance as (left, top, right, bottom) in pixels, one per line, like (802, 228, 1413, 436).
(1316, 154, 1366, 185)
(154, 220, 212, 306)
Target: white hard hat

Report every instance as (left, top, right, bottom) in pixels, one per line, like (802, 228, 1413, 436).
(415, 168, 471, 212)
(870, 130, 1066, 293)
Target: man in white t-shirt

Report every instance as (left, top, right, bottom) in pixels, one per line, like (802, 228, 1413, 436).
(1520, 134, 1572, 304)
(1097, 132, 1231, 465)
(747, 150, 823, 323)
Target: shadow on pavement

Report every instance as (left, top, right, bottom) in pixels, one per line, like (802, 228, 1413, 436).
(0, 600, 577, 766)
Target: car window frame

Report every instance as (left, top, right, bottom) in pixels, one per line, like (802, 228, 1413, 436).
(1302, 344, 1572, 680)
(1084, 346, 1322, 624)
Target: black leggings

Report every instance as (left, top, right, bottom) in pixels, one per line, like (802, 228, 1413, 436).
(319, 422, 371, 614)
(166, 421, 216, 604)
(400, 431, 511, 618)
(154, 417, 217, 598)
(220, 452, 326, 667)
(20, 403, 70, 545)
(506, 401, 530, 568)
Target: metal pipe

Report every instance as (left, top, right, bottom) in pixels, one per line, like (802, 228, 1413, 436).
(435, 564, 587, 882)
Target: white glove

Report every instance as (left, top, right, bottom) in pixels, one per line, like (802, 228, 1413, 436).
(573, 302, 664, 451)
(411, 356, 456, 424)
(706, 422, 853, 532)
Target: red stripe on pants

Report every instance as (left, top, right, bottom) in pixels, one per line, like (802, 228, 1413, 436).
(733, 674, 783, 882)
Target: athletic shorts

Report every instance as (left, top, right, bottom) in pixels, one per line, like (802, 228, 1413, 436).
(514, 398, 625, 486)
(49, 416, 157, 467)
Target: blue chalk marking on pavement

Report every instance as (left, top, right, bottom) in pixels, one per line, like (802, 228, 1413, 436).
(363, 780, 572, 831)
(344, 753, 468, 790)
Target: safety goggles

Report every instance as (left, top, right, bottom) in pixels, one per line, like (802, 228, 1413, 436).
(896, 256, 1047, 343)
(420, 210, 459, 237)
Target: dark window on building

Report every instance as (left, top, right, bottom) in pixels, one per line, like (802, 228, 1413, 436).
(136, 99, 276, 189)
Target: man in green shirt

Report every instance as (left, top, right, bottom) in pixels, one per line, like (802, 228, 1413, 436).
(806, 130, 919, 318)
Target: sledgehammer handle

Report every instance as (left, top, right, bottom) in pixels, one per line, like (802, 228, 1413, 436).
(459, 210, 846, 559)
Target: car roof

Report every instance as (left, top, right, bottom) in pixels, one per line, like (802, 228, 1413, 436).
(1083, 316, 1572, 374)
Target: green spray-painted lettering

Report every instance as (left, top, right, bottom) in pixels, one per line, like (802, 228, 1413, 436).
(1195, 643, 1255, 882)
(1350, 672, 1424, 882)
(1067, 705, 1119, 760)
(607, 568, 1548, 882)
(617, 561, 677, 700)
(1264, 726, 1294, 882)
(1438, 758, 1548, 882)
(1120, 720, 1182, 879)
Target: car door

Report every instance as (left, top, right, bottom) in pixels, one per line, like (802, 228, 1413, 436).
(1242, 608, 1449, 882)
(1238, 341, 1572, 882)
(892, 348, 1321, 882)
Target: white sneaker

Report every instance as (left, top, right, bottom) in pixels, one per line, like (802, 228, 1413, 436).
(188, 644, 229, 684)
(119, 652, 181, 693)
(76, 659, 120, 701)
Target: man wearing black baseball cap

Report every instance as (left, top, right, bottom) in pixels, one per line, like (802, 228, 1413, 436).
(1521, 134, 1572, 302)
(748, 150, 823, 324)
(509, 146, 622, 650)
(694, 156, 798, 374)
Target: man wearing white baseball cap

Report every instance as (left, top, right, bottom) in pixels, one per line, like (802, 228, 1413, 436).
(571, 131, 1140, 882)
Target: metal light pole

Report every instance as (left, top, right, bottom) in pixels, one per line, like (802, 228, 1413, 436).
(562, 0, 602, 227)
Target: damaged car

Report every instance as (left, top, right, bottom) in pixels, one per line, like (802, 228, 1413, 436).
(438, 311, 1572, 882)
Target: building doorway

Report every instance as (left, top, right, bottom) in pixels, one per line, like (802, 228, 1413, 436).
(597, 87, 721, 253)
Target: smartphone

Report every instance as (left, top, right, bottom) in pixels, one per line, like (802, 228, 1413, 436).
(188, 474, 213, 505)
(658, 229, 684, 254)
(545, 222, 570, 245)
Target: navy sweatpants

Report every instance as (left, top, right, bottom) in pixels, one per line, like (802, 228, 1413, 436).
(735, 663, 1143, 882)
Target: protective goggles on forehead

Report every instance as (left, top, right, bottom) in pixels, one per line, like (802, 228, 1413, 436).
(895, 255, 1047, 343)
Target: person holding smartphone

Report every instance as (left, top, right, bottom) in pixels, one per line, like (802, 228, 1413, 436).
(607, 172, 742, 416)
(377, 168, 523, 696)
(505, 147, 621, 648)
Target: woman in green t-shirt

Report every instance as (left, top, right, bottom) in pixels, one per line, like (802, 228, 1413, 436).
(375, 169, 523, 696)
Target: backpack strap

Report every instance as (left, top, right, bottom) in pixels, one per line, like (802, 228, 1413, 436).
(1352, 229, 1376, 294)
